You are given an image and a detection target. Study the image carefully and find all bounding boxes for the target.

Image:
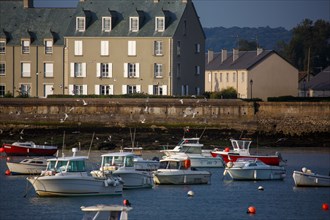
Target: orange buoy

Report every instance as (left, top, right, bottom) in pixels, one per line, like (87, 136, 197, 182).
(184, 159, 191, 169)
(247, 206, 256, 214)
(322, 203, 329, 211)
(5, 170, 11, 175)
(225, 147, 230, 152)
(123, 199, 131, 207)
(0, 147, 4, 153)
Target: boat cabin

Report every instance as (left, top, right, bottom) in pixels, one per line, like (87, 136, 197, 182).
(168, 138, 203, 154)
(159, 158, 191, 170)
(44, 156, 88, 174)
(101, 152, 135, 171)
(229, 139, 252, 156)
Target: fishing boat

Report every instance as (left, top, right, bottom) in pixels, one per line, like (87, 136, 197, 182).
(211, 139, 284, 166)
(224, 158, 286, 180)
(26, 148, 123, 197)
(161, 137, 223, 168)
(6, 157, 47, 175)
(0, 141, 57, 156)
(91, 152, 154, 189)
(153, 155, 211, 185)
(293, 167, 330, 187)
(81, 203, 132, 220)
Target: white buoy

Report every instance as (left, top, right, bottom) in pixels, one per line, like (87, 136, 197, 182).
(187, 190, 194, 197)
(258, 186, 264, 191)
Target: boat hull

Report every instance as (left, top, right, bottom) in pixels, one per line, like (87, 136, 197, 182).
(27, 175, 123, 197)
(293, 171, 330, 187)
(153, 170, 211, 185)
(2, 144, 57, 156)
(6, 162, 46, 175)
(226, 167, 286, 180)
(113, 170, 153, 189)
(214, 152, 280, 166)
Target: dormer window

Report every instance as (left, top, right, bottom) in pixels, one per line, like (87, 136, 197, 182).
(0, 40, 5, 54)
(129, 17, 139, 32)
(155, 17, 165, 32)
(21, 40, 30, 54)
(76, 17, 85, 32)
(102, 17, 112, 32)
(44, 40, 53, 54)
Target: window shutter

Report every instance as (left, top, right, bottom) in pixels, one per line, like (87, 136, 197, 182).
(82, 63, 86, 77)
(75, 41, 83, 55)
(96, 63, 100, 77)
(108, 63, 112, 78)
(95, 85, 100, 95)
(122, 85, 127, 94)
(162, 85, 167, 95)
(69, 85, 74, 95)
(123, 63, 128, 78)
(136, 63, 140, 77)
(136, 85, 141, 93)
(83, 85, 87, 95)
(101, 41, 109, 56)
(70, 63, 75, 77)
(128, 41, 136, 56)
(148, 85, 153, 95)
(109, 85, 114, 95)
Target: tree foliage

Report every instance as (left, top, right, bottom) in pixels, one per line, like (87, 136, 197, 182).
(210, 87, 237, 99)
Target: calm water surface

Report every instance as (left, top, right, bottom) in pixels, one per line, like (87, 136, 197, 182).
(0, 149, 329, 220)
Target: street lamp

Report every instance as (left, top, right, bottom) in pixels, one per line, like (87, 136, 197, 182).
(250, 79, 253, 100)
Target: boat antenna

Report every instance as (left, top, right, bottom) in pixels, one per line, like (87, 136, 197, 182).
(199, 126, 207, 140)
(87, 132, 95, 159)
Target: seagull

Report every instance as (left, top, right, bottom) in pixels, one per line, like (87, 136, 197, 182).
(69, 107, 75, 112)
(0, 129, 3, 134)
(20, 136, 23, 140)
(192, 112, 197, 118)
(20, 129, 24, 135)
(64, 113, 69, 121)
(183, 113, 187, 118)
(60, 119, 65, 123)
(144, 106, 148, 112)
(82, 99, 88, 106)
(95, 136, 99, 140)
(108, 135, 112, 141)
(140, 118, 146, 123)
(16, 111, 21, 115)
(179, 99, 183, 104)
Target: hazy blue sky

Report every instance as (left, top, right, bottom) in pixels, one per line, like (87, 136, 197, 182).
(34, 0, 330, 30)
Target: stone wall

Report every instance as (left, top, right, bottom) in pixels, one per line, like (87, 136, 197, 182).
(0, 98, 329, 136)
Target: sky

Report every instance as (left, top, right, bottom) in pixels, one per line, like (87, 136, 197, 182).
(34, 0, 330, 30)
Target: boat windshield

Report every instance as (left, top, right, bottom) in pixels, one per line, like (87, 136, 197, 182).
(103, 156, 134, 167)
(159, 161, 180, 169)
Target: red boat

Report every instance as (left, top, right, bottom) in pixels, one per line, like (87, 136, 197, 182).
(0, 141, 58, 156)
(211, 139, 285, 166)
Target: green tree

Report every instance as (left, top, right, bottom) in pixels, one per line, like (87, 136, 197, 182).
(210, 87, 237, 99)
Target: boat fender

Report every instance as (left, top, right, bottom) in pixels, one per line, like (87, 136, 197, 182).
(184, 159, 191, 169)
(302, 167, 307, 173)
(225, 147, 230, 152)
(5, 169, 11, 175)
(247, 206, 256, 214)
(322, 203, 329, 211)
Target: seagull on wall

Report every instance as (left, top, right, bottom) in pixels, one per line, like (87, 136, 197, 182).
(20, 129, 24, 135)
(82, 99, 88, 106)
(140, 118, 146, 123)
(144, 106, 149, 113)
(179, 99, 183, 104)
(69, 107, 75, 112)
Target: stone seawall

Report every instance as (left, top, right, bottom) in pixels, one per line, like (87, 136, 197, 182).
(0, 98, 329, 136)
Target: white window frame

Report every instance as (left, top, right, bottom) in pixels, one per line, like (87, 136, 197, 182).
(154, 63, 163, 78)
(74, 40, 83, 56)
(102, 17, 112, 32)
(96, 63, 112, 78)
(155, 17, 165, 32)
(21, 62, 31, 77)
(0, 84, 5, 97)
(96, 84, 113, 95)
(100, 41, 109, 56)
(154, 41, 163, 56)
(20, 84, 31, 96)
(129, 17, 139, 32)
(0, 41, 6, 54)
(76, 17, 85, 32)
(44, 40, 53, 54)
(21, 40, 30, 54)
(0, 62, 5, 76)
(128, 41, 136, 56)
(70, 62, 86, 78)
(44, 63, 54, 78)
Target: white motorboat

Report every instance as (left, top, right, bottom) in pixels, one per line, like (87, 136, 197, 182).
(161, 137, 223, 168)
(91, 152, 154, 189)
(81, 203, 132, 220)
(6, 157, 47, 175)
(26, 148, 123, 197)
(153, 156, 211, 185)
(293, 167, 330, 187)
(224, 159, 286, 180)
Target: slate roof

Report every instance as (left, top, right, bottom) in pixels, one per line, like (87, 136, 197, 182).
(65, 0, 185, 37)
(306, 66, 330, 90)
(205, 50, 276, 71)
(0, 0, 75, 45)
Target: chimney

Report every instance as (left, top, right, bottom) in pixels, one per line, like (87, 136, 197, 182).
(257, 47, 263, 55)
(233, 48, 239, 62)
(207, 50, 214, 64)
(221, 49, 227, 63)
(23, 0, 34, 8)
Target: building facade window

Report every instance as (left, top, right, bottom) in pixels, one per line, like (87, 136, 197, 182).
(155, 17, 165, 32)
(220, 73, 223, 82)
(97, 63, 112, 78)
(74, 40, 83, 56)
(177, 41, 181, 56)
(21, 40, 30, 54)
(44, 40, 53, 54)
(176, 63, 181, 78)
(241, 72, 245, 82)
(73, 85, 84, 95)
(100, 41, 109, 56)
(100, 85, 112, 95)
(21, 62, 31, 77)
(129, 17, 139, 32)
(0, 62, 5, 76)
(226, 72, 229, 82)
(0, 41, 6, 54)
(124, 63, 139, 78)
(154, 63, 163, 78)
(195, 65, 200, 75)
(127, 85, 137, 94)
(0, 84, 5, 97)
(233, 72, 236, 82)
(70, 62, 86, 78)
(128, 63, 136, 78)
(102, 17, 111, 32)
(154, 41, 163, 56)
(20, 84, 31, 96)
(195, 43, 200, 53)
(44, 63, 53, 77)
(128, 41, 136, 56)
(76, 17, 85, 32)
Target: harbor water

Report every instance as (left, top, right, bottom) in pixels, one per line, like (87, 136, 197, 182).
(0, 148, 329, 220)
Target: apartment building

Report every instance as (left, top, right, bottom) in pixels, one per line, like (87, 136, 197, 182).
(0, 0, 205, 97)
